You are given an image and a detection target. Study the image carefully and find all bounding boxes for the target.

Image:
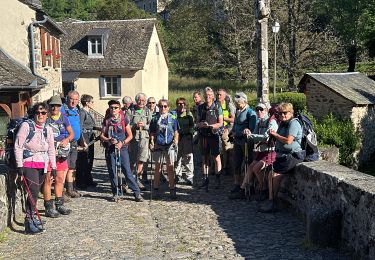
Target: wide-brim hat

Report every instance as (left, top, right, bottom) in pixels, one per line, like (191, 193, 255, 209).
(49, 95, 62, 106)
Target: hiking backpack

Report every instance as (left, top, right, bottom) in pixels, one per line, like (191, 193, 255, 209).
(4, 118, 48, 169)
(296, 112, 319, 162)
(155, 113, 176, 145)
(197, 102, 224, 136)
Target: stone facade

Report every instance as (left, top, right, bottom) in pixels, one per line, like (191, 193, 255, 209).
(282, 161, 375, 259)
(305, 78, 375, 165)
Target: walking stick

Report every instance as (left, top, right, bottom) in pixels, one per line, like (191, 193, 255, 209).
(149, 149, 154, 203)
(115, 148, 123, 201)
(243, 142, 250, 200)
(22, 177, 45, 231)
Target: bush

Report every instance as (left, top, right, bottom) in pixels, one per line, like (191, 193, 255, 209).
(314, 113, 362, 167)
(274, 92, 306, 112)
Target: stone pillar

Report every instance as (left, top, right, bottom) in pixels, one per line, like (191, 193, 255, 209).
(255, 0, 270, 105)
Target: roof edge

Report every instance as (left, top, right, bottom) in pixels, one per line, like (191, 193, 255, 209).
(59, 18, 157, 24)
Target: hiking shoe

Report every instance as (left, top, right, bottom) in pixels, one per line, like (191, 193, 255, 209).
(63, 191, 72, 203)
(134, 193, 144, 202)
(257, 200, 275, 213)
(66, 189, 81, 198)
(228, 189, 246, 200)
(24, 218, 43, 234)
(55, 197, 71, 215)
(33, 214, 45, 230)
(170, 189, 177, 199)
(230, 185, 241, 194)
(44, 200, 60, 218)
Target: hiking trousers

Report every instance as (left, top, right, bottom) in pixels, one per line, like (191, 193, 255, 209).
(105, 146, 140, 196)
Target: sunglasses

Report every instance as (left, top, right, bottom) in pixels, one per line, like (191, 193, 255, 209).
(177, 103, 185, 106)
(280, 111, 289, 115)
(36, 111, 47, 115)
(109, 106, 120, 110)
(148, 102, 155, 104)
(159, 105, 168, 108)
(256, 107, 264, 112)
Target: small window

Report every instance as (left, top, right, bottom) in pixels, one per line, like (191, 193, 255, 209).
(88, 36, 103, 56)
(99, 76, 121, 97)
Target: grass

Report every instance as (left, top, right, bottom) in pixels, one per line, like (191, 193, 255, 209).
(316, 60, 375, 75)
(0, 228, 10, 243)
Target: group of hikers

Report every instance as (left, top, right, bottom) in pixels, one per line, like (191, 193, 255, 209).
(13, 87, 305, 234)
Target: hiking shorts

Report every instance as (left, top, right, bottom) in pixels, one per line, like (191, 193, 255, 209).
(153, 144, 177, 165)
(273, 152, 304, 174)
(129, 138, 149, 165)
(199, 135, 221, 157)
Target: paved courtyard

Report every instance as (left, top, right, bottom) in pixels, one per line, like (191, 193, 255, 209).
(0, 150, 351, 259)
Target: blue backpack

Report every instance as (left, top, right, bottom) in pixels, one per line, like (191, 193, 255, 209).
(156, 113, 176, 145)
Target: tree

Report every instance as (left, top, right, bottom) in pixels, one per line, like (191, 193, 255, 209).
(272, 0, 343, 89)
(314, 0, 375, 71)
(96, 0, 151, 20)
(219, 0, 256, 82)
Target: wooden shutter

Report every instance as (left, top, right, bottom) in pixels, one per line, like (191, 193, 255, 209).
(46, 32, 51, 67)
(40, 28, 46, 67)
(52, 36, 56, 68)
(99, 76, 106, 97)
(56, 39, 60, 68)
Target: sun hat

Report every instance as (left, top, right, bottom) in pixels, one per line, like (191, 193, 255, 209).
(49, 95, 62, 106)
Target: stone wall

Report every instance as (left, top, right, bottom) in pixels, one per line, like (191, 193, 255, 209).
(305, 78, 353, 120)
(282, 160, 375, 259)
(0, 163, 23, 233)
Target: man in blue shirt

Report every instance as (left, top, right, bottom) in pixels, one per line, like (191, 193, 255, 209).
(61, 90, 82, 198)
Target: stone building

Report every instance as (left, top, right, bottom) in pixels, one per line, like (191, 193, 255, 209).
(59, 18, 169, 116)
(0, 0, 64, 131)
(299, 72, 375, 165)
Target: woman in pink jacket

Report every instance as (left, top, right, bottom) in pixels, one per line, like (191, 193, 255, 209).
(14, 102, 56, 234)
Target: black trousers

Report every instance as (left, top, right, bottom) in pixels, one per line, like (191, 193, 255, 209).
(76, 133, 95, 186)
(23, 168, 45, 215)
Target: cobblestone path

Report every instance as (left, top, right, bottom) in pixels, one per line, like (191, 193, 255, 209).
(0, 152, 350, 259)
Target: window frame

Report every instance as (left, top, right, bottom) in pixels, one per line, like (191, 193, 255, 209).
(99, 75, 121, 98)
(88, 36, 104, 57)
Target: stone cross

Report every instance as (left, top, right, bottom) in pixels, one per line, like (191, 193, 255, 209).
(255, 0, 270, 105)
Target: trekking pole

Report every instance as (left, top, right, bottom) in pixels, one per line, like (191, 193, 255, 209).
(115, 148, 123, 201)
(149, 149, 154, 203)
(244, 141, 250, 200)
(22, 177, 44, 231)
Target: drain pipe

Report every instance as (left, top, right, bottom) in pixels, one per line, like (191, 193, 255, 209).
(29, 15, 48, 84)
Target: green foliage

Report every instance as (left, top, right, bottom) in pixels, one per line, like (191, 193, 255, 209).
(274, 92, 307, 113)
(315, 113, 361, 167)
(96, 0, 151, 20)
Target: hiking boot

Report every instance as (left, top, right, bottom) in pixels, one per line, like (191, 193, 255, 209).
(228, 189, 246, 200)
(230, 185, 241, 194)
(66, 189, 81, 198)
(134, 193, 144, 202)
(32, 213, 45, 230)
(170, 188, 177, 199)
(257, 200, 275, 213)
(198, 177, 209, 190)
(44, 200, 60, 218)
(63, 191, 72, 203)
(24, 218, 43, 234)
(55, 197, 71, 215)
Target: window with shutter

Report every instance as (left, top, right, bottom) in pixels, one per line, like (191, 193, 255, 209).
(99, 76, 121, 97)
